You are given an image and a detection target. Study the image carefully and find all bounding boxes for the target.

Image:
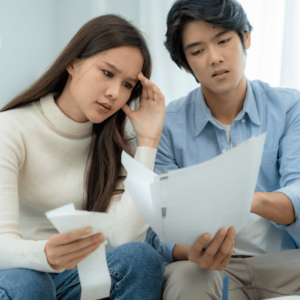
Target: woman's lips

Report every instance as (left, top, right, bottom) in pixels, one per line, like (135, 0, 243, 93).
(97, 102, 111, 112)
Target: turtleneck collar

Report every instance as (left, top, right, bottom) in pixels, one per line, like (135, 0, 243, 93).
(39, 94, 93, 137)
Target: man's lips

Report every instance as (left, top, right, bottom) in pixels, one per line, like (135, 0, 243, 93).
(97, 102, 111, 110)
(212, 70, 229, 77)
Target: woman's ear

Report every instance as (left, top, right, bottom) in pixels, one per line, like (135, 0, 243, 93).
(66, 58, 80, 75)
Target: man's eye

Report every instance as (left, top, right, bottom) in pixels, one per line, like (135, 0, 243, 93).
(192, 49, 203, 56)
(103, 70, 113, 78)
(219, 38, 231, 45)
(123, 82, 133, 89)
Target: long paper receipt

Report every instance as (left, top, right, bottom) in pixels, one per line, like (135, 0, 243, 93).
(46, 204, 120, 300)
(122, 133, 266, 246)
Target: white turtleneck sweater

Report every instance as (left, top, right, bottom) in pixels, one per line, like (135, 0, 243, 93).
(0, 94, 156, 273)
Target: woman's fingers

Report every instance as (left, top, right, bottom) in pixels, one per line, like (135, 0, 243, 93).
(61, 240, 102, 268)
(122, 103, 133, 117)
(58, 233, 105, 256)
(154, 87, 165, 106)
(49, 227, 92, 247)
(45, 228, 106, 270)
(64, 243, 101, 270)
(138, 72, 162, 102)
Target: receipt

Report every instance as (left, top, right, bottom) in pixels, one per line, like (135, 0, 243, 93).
(46, 204, 120, 300)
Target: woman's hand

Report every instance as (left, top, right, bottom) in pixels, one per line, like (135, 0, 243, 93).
(122, 72, 165, 149)
(45, 227, 105, 271)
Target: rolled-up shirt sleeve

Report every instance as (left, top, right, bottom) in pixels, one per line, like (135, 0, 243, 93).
(272, 100, 300, 240)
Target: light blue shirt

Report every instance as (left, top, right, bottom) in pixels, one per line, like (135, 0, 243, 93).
(152, 79, 300, 261)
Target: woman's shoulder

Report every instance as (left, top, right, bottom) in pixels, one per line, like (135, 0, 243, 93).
(0, 102, 36, 128)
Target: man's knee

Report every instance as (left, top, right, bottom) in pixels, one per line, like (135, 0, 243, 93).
(163, 261, 222, 300)
(0, 268, 56, 300)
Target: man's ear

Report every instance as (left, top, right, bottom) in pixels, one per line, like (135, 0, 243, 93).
(245, 31, 251, 50)
(66, 58, 80, 75)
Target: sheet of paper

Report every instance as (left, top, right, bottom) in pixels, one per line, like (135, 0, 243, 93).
(122, 133, 266, 247)
(46, 204, 120, 300)
(161, 133, 265, 245)
(121, 151, 160, 234)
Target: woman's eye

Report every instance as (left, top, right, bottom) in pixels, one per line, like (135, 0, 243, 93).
(103, 70, 113, 78)
(192, 49, 203, 56)
(123, 82, 133, 89)
(219, 38, 231, 45)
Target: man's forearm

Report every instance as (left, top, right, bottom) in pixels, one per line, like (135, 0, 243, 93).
(251, 192, 296, 225)
(172, 244, 191, 261)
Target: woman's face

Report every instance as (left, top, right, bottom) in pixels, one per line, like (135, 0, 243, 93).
(65, 46, 144, 123)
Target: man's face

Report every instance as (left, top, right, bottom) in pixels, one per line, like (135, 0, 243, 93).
(182, 20, 250, 95)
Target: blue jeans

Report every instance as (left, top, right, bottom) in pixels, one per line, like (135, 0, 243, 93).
(0, 242, 165, 300)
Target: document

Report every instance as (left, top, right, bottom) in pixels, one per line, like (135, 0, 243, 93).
(46, 204, 120, 300)
(122, 133, 266, 246)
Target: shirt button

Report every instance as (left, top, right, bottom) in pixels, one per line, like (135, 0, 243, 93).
(241, 119, 245, 123)
(222, 149, 226, 153)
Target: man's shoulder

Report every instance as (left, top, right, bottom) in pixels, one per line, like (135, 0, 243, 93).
(165, 87, 199, 115)
(250, 80, 300, 109)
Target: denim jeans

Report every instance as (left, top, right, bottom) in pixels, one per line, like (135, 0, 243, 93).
(0, 242, 165, 300)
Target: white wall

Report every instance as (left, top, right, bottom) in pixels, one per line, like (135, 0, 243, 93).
(1, 0, 299, 108)
(0, 0, 140, 108)
(0, 1, 57, 106)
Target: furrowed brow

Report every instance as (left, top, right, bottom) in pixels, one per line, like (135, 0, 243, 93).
(104, 62, 121, 73)
(104, 62, 138, 83)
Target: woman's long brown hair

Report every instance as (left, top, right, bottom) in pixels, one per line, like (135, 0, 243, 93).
(1, 15, 152, 212)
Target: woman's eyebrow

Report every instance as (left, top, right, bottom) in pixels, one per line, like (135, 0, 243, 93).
(184, 29, 231, 51)
(104, 62, 138, 83)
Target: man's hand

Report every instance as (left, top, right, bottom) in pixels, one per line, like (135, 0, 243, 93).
(173, 227, 236, 271)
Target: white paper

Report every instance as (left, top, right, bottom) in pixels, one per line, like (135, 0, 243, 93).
(122, 133, 266, 246)
(46, 204, 120, 300)
(122, 151, 160, 234)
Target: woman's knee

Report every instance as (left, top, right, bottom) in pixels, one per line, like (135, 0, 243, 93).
(108, 242, 165, 279)
(0, 269, 56, 300)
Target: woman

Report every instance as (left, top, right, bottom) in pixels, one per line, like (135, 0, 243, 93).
(0, 15, 166, 300)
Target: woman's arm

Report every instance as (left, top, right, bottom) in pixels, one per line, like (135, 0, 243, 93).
(0, 114, 60, 272)
(106, 73, 166, 248)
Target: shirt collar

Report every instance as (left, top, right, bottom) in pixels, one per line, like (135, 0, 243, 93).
(194, 79, 261, 137)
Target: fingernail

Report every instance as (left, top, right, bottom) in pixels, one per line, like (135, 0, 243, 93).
(203, 234, 209, 240)
(230, 228, 236, 234)
(86, 228, 92, 234)
(220, 230, 225, 236)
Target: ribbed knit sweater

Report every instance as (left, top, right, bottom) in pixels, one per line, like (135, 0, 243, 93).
(0, 94, 156, 273)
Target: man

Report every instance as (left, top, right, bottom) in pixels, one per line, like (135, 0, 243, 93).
(154, 0, 300, 299)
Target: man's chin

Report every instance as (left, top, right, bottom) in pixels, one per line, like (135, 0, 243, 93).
(202, 82, 236, 96)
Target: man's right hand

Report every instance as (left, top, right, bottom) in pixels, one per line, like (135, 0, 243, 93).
(172, 227, 236, 271)
(45, 227, 105, 271)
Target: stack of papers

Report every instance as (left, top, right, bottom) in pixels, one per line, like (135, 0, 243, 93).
(122, 133, 266, 246)
(46, 204, 120, 300)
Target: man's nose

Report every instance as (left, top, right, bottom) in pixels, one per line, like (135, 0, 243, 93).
(208, 47, 224, 66)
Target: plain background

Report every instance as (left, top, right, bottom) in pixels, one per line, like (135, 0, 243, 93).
(0, 0, 299, 108)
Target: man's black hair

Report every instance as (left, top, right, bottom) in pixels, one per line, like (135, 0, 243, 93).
(164, 0, 253, 72)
